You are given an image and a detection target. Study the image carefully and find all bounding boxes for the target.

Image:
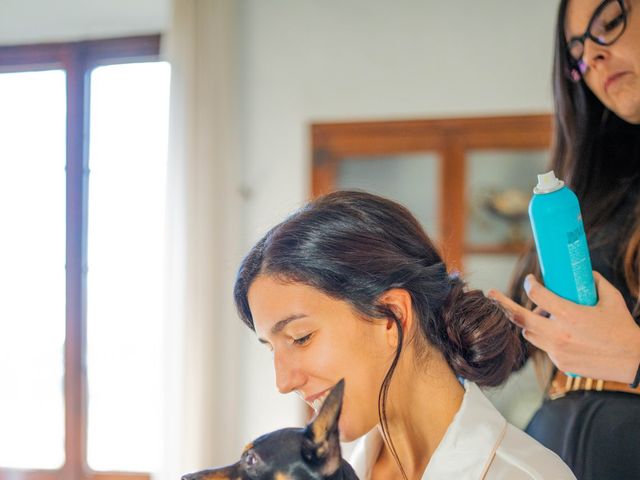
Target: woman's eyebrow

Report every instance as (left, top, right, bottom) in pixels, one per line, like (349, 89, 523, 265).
(271, 314, 308, 334)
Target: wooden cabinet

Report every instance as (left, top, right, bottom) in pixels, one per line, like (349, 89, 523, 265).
(310, 114, 552, 291)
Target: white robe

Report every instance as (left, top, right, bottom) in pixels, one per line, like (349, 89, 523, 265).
(349, 381, 575, 479)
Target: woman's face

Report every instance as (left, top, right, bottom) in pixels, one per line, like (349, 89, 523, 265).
(566, 0, 640, 123)
(248, 275, 396, 442)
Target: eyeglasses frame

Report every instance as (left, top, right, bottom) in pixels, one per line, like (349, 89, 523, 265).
(566, 0, 628, 82)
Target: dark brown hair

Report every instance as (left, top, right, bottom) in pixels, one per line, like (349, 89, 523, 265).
(234, 190, 525, 479)
(509, 0, 640, 316)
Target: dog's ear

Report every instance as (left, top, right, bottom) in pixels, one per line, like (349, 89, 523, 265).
(302, 379, 345, 476)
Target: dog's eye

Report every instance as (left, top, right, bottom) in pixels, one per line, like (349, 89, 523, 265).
(243, 451, 259, 468)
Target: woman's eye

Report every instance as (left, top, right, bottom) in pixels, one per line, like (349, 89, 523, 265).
(604, 14, 624, 32)
(293, 333, 313, 345)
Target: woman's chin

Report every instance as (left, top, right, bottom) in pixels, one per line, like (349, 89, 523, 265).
(610, 94, 640, 124)
(616, 106, 640, 124)
(339, 429, 357, 443)
(622, 112, 640, 125)
(338, 417, 372, 443)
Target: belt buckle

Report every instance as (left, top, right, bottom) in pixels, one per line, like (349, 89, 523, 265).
(548, 375, 573, 400)
(549, 390, 566, 400)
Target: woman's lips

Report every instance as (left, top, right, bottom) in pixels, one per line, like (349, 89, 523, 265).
(605, 71, 630, 92)
(305, 387, 332, 413)
(305, 387, 331, 403)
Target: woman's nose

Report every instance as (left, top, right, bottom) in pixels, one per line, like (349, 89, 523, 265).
(582, 40, 609, 73)
(273, 349, 304, 394)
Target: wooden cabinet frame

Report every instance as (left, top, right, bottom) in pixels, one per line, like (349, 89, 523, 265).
(311, 114, 552, 270)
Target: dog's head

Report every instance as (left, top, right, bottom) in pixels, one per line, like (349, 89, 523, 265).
(182, 379, 358, 480)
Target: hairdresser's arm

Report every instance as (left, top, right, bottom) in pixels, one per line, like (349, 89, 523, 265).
(489, 272, 640, 384)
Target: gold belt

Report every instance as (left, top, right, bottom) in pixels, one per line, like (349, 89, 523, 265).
(548, 370, 640, 400)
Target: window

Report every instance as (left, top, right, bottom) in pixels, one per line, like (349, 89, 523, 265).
(0, 35, 169, 480)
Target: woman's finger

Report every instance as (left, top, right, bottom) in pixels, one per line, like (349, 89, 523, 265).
(488, 288, 553, 334)
(521, 324, 565, 360)
(524, 274, 576, 319)
(533, 306, 550, 318)
(487, 288, 526, 317)
(592, 270, 623, 307)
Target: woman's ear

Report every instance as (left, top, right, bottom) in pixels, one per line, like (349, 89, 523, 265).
(378, 288, 414, 348)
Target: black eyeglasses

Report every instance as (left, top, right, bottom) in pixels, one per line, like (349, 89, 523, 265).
(566, 0, 628, 82)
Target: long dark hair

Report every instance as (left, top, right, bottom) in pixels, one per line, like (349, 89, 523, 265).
(509, 0, 640, 315)
(234, 190, 525, 479)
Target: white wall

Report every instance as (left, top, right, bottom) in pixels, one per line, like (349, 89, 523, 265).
(0, 0, 168, 45)
(1, 0, 560, 459)
(237, 0, 558, 443)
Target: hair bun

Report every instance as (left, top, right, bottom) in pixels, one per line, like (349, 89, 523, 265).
(440, 282, 526, 387)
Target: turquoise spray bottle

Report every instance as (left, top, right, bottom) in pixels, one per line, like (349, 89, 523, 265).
(529, 170, 597, 307)
(529, 171, 598, 377)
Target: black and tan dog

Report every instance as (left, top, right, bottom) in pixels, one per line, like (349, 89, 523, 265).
(182, 379, 358, 480)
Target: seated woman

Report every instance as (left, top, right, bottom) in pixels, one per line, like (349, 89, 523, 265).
(234, 190, 574, 479)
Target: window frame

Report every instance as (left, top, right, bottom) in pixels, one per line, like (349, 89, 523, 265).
(0, 35, 162, 480)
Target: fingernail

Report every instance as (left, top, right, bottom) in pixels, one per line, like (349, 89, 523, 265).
(523, 275, 533, 295)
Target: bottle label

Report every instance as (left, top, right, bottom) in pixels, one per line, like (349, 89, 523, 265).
(566, 225, 597, 305)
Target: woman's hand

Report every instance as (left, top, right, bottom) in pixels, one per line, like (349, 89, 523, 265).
(488, 272, 640, 384)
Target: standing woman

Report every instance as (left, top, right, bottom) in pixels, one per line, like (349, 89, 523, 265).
(490, 0, 640, 478)
(234, 191, 574, 479)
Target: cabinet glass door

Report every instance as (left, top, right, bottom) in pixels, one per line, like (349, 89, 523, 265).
(336, 153, 441, 239)
(464, 149, 548, 292)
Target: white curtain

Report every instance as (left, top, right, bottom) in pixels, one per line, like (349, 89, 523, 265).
(159, 0, 244, 478)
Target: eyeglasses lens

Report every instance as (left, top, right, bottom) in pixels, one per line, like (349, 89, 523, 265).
(591, 0, 625, 45)
(567, 0, 626, 80)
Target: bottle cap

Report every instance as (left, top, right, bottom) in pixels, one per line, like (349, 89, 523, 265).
(533, 170, 564, 194)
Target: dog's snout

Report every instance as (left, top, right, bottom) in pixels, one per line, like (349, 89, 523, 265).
(181, 469, 234, 480)
(181, 474, 209, 480)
